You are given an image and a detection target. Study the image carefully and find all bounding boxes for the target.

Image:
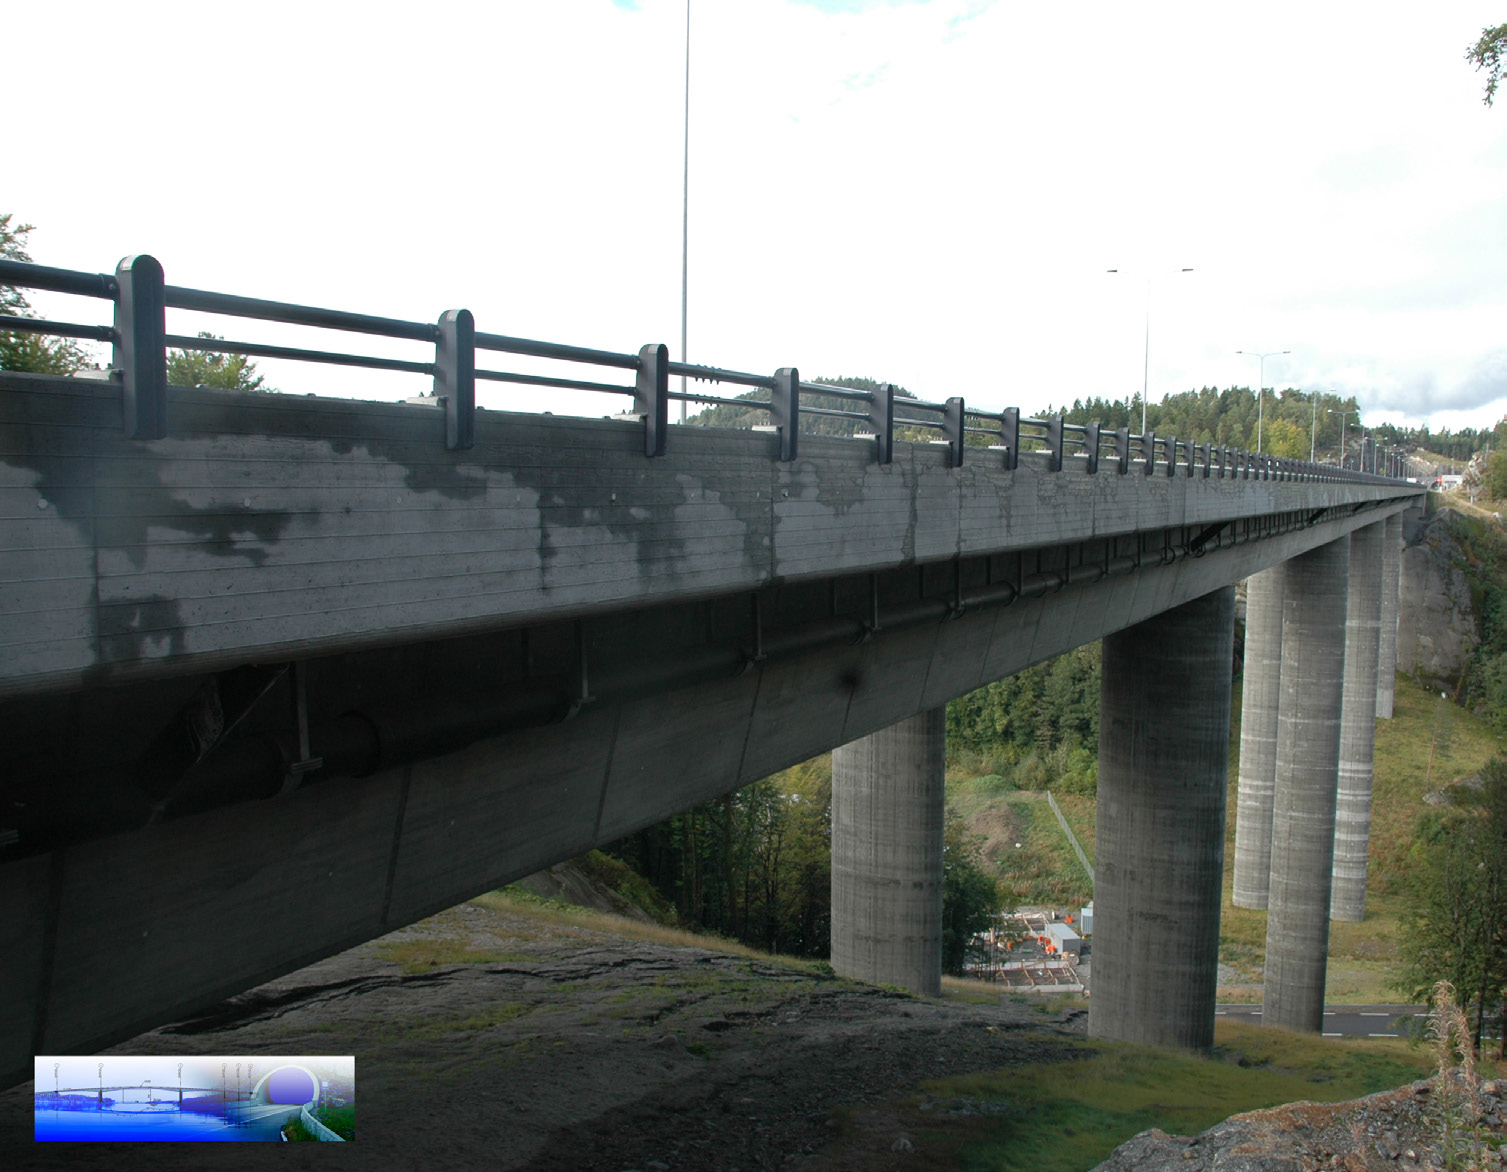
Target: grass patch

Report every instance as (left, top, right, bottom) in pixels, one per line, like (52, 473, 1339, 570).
(391, 1001, 532, 1043)
(310, 1104, 355, 1141)
(919, 1022, 1441, 1172)
(373, 938, 537, 973)
(282, 1115, 316, 1141)
(471, 889, 837, 978)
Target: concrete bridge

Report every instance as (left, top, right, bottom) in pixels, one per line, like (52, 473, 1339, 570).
(0, 255, 1422, 1088)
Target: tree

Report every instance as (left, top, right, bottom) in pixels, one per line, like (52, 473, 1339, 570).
(1394, 758, 1507, 1055)
(166, 332, 269, 392)
(0, 214, 92, 375)
(941, 809, 1006, 975)
(1487, 450, 1507, 501)
(1467, 24, 1507, 107)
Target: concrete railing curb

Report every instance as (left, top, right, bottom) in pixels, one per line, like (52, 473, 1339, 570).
(300, 1102, 345, 1141)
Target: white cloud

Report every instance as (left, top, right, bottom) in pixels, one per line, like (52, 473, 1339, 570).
(8, 0, 1507, 430)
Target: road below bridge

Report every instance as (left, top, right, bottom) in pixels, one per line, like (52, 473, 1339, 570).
(1216, 1004, 1424, 1038)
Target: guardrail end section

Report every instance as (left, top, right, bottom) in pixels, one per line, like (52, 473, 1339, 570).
(871, 382, 895, 465)
(436, 308, 476, 450)
(114, 254, 167, 439)
(636, 343, 669, 457)
(772, 367, 799, 461)
(943, 397, 965, 468)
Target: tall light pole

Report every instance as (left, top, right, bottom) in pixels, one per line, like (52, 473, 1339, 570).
(1309, 390, 1319, 461)
(1236, 350, 1289, 453)
(1108, 267, 1194, 435)
(1329, 407, 1354, 469)
(678, 0, 691, 424)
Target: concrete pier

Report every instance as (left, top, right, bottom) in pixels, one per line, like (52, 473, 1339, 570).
(1377, 512, 1402, 719)
(1332, 521, 1383, 922)
(1233, 564, 1286, 909)
(1088, 587, 1235, 1051)
(830, 708, 945, 996)
(1264, 538, 1350, 1032)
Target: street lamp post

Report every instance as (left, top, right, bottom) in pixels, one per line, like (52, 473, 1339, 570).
(1108, 266, 1194, 435)
(678, 0, 691, 424)
(1329, 408, 1354, 469)
(1309, 391, 1320, 462)
(1236, 349, 1289, 453)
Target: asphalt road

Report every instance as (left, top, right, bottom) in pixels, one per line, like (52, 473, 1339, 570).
(1215, 1004, 1425, 1038)
(229, 1102, 303, 1140)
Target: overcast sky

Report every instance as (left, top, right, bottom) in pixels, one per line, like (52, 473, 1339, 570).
(10, 1, 1507, 433)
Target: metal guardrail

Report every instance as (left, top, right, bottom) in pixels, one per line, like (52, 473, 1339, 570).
(0, 255, 1413, 483)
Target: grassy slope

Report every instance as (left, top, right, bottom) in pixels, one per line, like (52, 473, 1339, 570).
(447, 892, 1495, 1172)
(919, 1021, 1465, 1172)
(949, 668, 1504, 1003)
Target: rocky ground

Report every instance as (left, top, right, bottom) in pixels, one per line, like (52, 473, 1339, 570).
(6, 895, 1082, 1170)
(1093, 1078, 1506, 1172)
(7, 894, 1501, 1171)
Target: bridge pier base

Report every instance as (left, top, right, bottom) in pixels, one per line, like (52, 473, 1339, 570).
(1377, 512, 1402, 719)
(1332, 521, 1384, 921)
(830, 708, 945, 997)
(1088, 586, 1235, 1052)
(1264, 537, 1350, 1031)
(1233, 563, 1285, 909)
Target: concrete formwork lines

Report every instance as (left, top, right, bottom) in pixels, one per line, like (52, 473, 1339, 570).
(1264, 537, 1350, 1033)
(830, 708, 945, 997)
(1332, 521, 1384, 922)
(1088, 586, 1235, 1052)
(1377, 512, 1402, 719)
(1233, 564, 1286, 909)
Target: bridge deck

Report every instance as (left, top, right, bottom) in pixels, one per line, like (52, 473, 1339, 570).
(2, 372, 1412, 701)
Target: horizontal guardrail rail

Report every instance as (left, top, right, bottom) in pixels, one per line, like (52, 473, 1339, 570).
(0, 254, 1413, 483)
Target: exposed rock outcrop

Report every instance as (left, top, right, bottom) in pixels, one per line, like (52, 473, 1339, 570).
(1092, 1077, 1505, 1171)
(1397, 508, 1479, 690)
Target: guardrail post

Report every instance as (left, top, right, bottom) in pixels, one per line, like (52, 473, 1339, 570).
(869, 382, 895, 465)
(943, 397, 965, 468)
(1165, 435, 1178, 477)
(1143, 431, 1156, 476)
(1114, 427, 1129, 474)
(635, 343, 669, 457)
(770, 366, 799, 461)
(1000, 407, 1020, 470)
(1201, 442, 1211, 478)
(1044, 413, 1063, 472)
(1185, 439, 1195, 477)
(435, 309, 475, 450)
(1083, 421, 1100, 474)
(113, 254, 167, 439)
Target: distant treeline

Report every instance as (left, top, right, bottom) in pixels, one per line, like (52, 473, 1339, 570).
(691, 378, 1504, 467)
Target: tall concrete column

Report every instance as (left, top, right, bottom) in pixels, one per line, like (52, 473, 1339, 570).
(1233, 564, 1286, 909)
(1088, 586, 1235, 1052)
(1376, 512, 1402, 719)
(1264, 537, 1349, 1032)
(830, 707, 944, 996)
(1332, 521, 1384, 921)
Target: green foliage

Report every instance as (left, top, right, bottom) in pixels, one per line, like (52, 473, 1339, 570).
(1446, 512, 1507, 729)
(607, 757, 833, 957)
(1467, 23, 1507, 107)
(1487, 450, 1507, 501)
(0, 213, 92, 375)
(941, 810, 1005, 975)
(1394, 758, 1507, 1052)
(947, 643, 1101, 792)
(166, 331, 269, 391)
